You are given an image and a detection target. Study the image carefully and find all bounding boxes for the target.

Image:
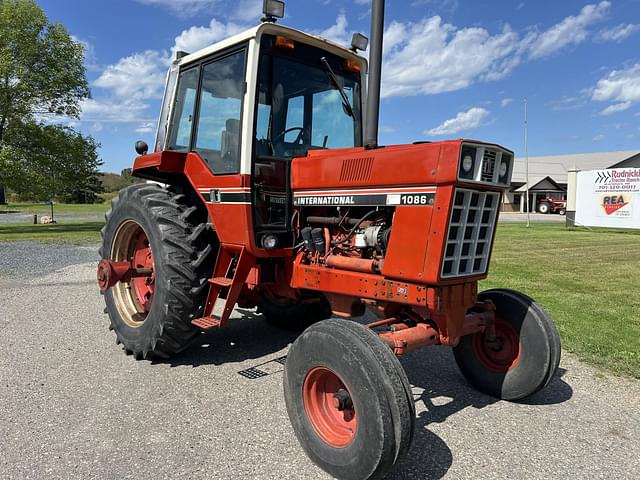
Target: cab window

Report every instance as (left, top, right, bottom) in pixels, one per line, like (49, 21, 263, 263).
(194, 51, 246, 174)
(167, 67, 198, 152)
(167, 48, 247, 175)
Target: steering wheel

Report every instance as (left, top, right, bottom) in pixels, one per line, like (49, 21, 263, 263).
(273, 127, 305, 145)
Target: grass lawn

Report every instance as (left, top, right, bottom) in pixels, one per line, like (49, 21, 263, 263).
(482, 223, 640, 379)
(0, 222, 104, 243)
(0, 201, 109, 216)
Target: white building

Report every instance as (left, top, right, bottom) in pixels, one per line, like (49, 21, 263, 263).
(503, 150, 640, 212)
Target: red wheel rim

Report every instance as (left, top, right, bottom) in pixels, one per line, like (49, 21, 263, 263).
(303, 367, 357, 448)
(130, 230, 155, 312)
(473, 318, 521, 372)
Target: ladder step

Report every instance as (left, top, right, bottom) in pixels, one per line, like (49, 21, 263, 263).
(191, 316, 221, 330)
(210, 277, 233, 287)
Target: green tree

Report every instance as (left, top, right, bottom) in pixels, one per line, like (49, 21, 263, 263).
(0, 0, 100, 203)
(0, 0, 88, 140)
(1, 122, 102, 202)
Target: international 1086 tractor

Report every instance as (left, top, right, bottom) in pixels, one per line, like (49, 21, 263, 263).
(97, 1, 561, 478)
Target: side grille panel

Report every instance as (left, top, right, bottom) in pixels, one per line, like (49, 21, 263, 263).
(442, 189, 500, 278)
(339, 157, 374, 183)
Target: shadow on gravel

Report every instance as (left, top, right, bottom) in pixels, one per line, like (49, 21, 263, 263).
(389, 349, 573, 479)
(155, 309, 298, 368)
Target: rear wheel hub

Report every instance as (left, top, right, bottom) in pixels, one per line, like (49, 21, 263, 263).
(109, 220, 155, 328)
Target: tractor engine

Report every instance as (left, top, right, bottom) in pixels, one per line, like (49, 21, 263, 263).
(298, 207, 391, 275)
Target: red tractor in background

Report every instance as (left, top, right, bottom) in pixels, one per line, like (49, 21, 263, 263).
(537, 196, 567, 215)
(97, 1, 561, 478)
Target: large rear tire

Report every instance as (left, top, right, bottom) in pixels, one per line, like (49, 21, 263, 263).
(100, 184, 215, 359)
(453, 289, 561, 400)
(537, 202, 550, 214)
(284, 319, 415, 480)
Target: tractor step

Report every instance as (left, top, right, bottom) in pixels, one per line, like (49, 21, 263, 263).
(210, 277, 233, 287)
(198, 244, 256, 329)
(191, 316, 221, 330)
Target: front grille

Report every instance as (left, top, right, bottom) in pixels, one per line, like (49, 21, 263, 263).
(442, 189, 500, 278)
(481, 149, 497, 182)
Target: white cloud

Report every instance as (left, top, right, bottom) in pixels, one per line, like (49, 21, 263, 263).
(136, 122, 157, 133)
(83, 51, 169, 125)
(592, 134, 605, 141)
(600, 102, 632, 115)
(172, 18, 246, 56)
(501, 98, 513, 107)
(592, 64, 640, 114)
(382, 17, 520, 97)
(93, 50, 168, 101)
(319, 14, 351, 46)
(135, 0, 218, 17)
(526, 1, 610, 59)
(80, 98, 152, 124)
(596, 23, 640, 42)
(381, 2, 609, 98)
(426, 107, 490, 135)
(546, 95, 587, 111)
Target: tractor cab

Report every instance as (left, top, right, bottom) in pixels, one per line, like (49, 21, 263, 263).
(152, 20, 367, 250)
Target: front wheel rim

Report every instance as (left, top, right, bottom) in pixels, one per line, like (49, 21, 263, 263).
(303, 367, 357, 448)
(473, 318, 522, 372)
(110, 220, 155, 328)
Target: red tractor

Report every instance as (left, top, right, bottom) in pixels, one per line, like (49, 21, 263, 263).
(97, 1, 560, 478)
(537, 196, 567, 215)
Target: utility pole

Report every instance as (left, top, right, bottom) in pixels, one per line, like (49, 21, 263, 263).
(524, 98, 530, 228)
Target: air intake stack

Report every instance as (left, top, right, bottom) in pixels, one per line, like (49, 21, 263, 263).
(364, 0, 385, 150)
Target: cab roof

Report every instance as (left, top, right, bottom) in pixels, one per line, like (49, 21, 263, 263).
(177, 22, 368, 71)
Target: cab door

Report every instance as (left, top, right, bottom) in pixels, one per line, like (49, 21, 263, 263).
(167, 47, 255, 248)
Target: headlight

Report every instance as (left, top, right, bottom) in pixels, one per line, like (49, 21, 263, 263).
(261, 233, 278, 249)
(499, 161, 507, 177)
(459, 146, 477, 180)
(499, 154, 512, 184)
(463, 155, 474, 173)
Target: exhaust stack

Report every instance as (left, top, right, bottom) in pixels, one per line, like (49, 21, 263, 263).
(364, 0, 385, 150)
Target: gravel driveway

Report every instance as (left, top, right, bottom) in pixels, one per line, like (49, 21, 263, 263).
(1, 242, 638, 479)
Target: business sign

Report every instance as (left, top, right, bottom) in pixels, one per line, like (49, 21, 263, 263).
(575, 168, 640, 229)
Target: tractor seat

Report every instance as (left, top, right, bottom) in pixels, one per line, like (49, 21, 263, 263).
(220, 118, 240, 171)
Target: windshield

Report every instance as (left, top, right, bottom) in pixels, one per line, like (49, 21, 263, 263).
(254, 35, 363, 159)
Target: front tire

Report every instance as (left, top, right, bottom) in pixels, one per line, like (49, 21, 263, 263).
(284, 319, 415, 480)
(100, 184, 214, 359)
(453, 289, 561, 400)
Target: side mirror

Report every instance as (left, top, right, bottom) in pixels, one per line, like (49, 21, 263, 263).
(135, 141, 149, 156)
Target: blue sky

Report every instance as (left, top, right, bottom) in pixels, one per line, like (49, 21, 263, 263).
(38, 0, 640, 173)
